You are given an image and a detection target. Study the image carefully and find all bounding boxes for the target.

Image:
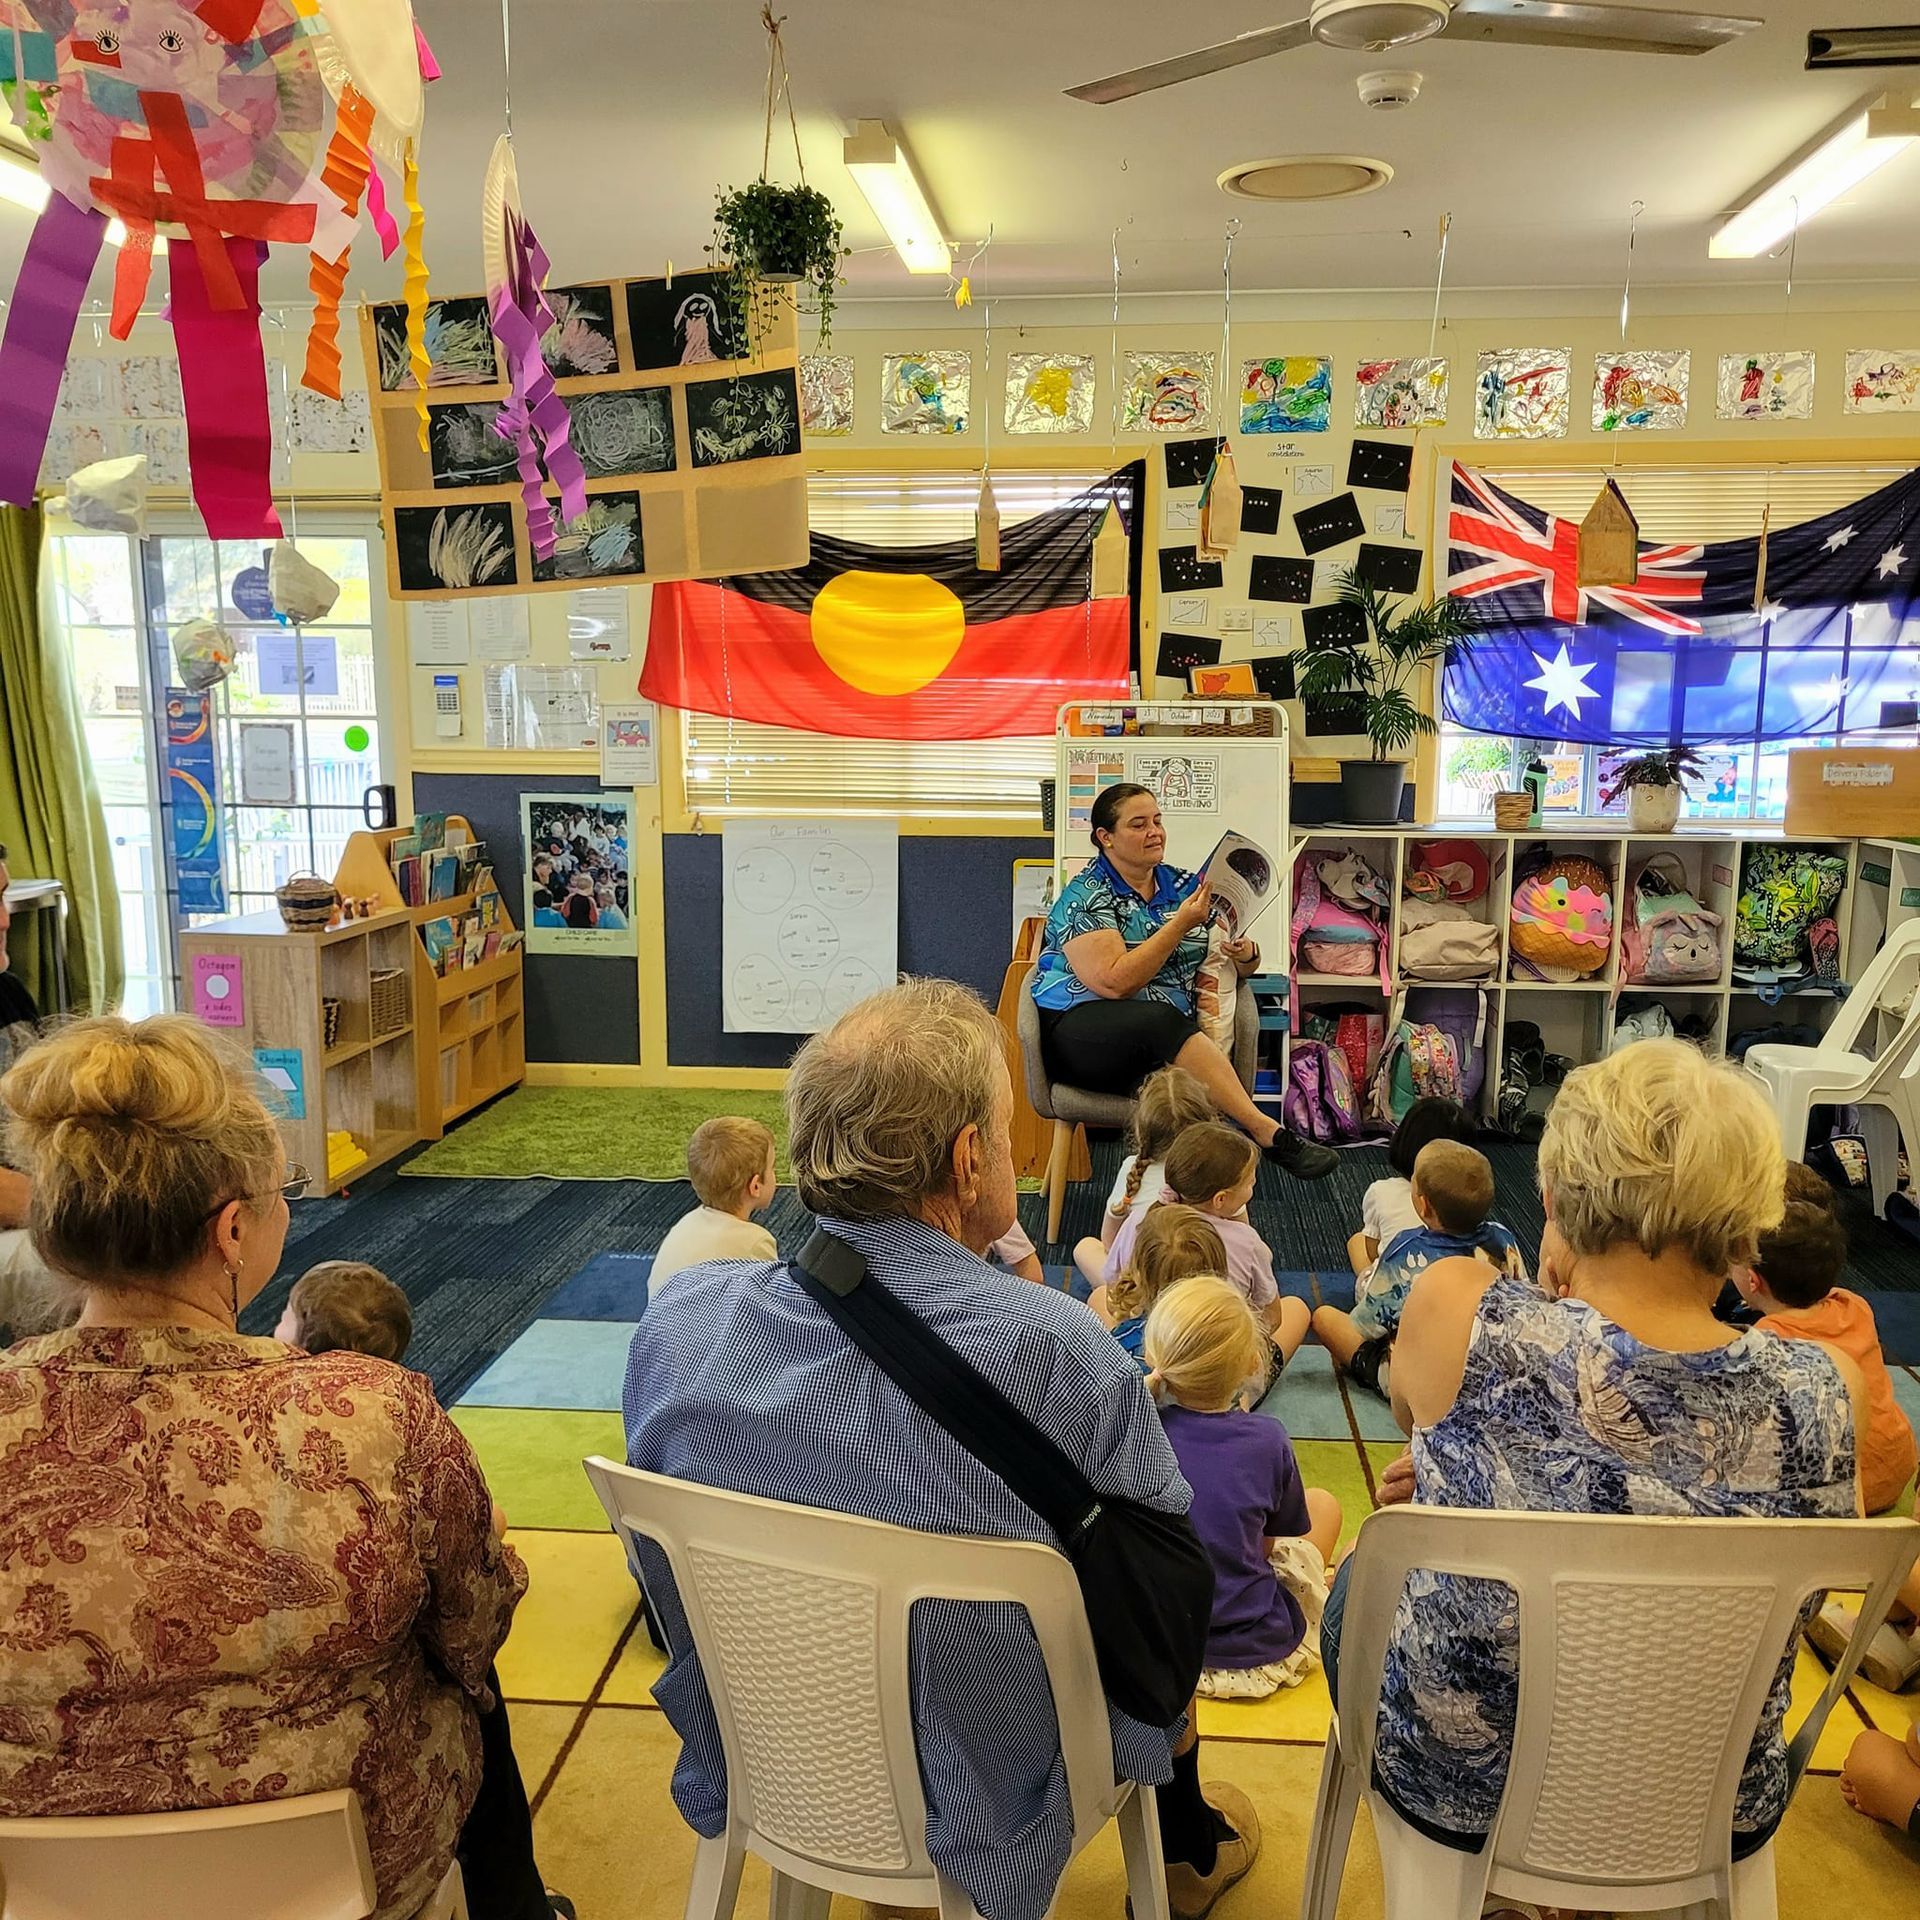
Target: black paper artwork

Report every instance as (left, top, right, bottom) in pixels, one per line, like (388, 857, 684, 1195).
(1346, 438, 1415, 493)
(624, 269, 744, 370)
(1164, 436, 1226, 490)
(1156, 632, 1222, 679)
(1304, 692, 1370, 735)
(1294, 492, 1366, 554)
(1250, 655, 1297, 701)
(1248, 554, 1313, 603)
(1356, 542, 1424, 593)
(1159, 546, 1225, 593)
(1239, 486, 1284, 536)
(1302, 601, 1368, 651)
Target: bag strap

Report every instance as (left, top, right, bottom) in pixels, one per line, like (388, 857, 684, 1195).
(789, 1226, 1102, 1549)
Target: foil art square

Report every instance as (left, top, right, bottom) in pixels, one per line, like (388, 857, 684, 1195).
(1592, 350, 1690, 431)
(1005, 352, 1096, 434)
(1844, 348, 1920, 414)
(1716, 351, 1814, 422)
(1353, 356, 1448, 429)
(1122, 350, 1215, 433)
(881, 350, 971, 434)
(1474, 347, 1570, 440)
(800, 354, 854, 436)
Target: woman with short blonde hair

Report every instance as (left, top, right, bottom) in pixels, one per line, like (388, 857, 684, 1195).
(0, 1015, 553, 1920)
(1318, 1038, 1860, 1862)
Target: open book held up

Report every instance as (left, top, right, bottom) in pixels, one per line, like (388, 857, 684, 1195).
(1193, 830, 1277, 942)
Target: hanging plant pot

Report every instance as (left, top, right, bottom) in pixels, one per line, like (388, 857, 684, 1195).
(710, 179, 846, 351)
(1340, 758, 1408, 825)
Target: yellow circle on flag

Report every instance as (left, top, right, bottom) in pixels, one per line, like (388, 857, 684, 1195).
(810, 571, 966, 697)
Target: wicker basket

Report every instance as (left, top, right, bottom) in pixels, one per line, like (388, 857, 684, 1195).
(369, 968, 410, 1038)
(322, 997, 342, 1050)
(1493, 790, 1532, 831)
(276, 871, 339, 930)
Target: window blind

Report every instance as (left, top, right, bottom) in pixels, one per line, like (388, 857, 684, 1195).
(680, 470, 1112, 820)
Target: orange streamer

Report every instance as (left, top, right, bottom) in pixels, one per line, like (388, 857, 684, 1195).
(301, 87, 374, 399)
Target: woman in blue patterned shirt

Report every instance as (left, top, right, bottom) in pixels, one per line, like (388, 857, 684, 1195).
(1030, 783, 1336, 1180)
(1319, 1038, 1863, 1857)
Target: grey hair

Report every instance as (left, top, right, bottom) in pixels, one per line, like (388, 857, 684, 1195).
(786, 978, 1003, 1221)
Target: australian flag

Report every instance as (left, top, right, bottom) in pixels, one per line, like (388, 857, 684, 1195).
(1442, 460, 1920, 747)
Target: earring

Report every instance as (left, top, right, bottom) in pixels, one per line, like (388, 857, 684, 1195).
(225, 1256, 244, 1317)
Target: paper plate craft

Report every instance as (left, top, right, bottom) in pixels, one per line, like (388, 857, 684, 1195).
(0, 0, 439, 538)
(1509, 854, 1612, 977)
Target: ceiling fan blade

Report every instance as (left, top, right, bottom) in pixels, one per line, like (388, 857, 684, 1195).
(1445, 0, 1761, 54)
(1064, 20, 1314, 103)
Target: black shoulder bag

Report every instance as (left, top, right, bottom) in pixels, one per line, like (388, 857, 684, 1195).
(790, 1226, 1214, 1728)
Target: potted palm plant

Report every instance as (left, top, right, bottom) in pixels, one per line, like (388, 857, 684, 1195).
(1297, 572, 1479, 824)
(1600, 746, 1708, 832)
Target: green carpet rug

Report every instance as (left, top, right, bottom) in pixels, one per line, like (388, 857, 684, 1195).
(403, 1087, 791, 1182)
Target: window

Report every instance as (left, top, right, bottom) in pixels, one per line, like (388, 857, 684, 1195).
(1435, 463, 1919, 822)
(45, 518, 388, 1011)
(679, 471, 1111, 821)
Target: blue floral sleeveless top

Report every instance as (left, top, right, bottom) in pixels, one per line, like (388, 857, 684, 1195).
(1378, 1274, 1855, 1842)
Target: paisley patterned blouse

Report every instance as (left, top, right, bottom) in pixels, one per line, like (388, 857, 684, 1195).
(0, 1327, 526, 1920)
(1380, 1274, 1855, 1843)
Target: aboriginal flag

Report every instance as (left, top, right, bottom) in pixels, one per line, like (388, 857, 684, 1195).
(642, 467, 1140, 740)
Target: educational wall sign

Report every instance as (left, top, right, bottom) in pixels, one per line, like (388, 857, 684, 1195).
(363, 269, 807, 601)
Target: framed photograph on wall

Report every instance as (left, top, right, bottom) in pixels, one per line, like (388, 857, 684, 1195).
(522, 792, 636, 956)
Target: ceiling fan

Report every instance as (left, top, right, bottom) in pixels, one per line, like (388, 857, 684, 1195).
(1065, 0, 1763, 104)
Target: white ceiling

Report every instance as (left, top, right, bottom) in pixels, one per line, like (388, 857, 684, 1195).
(4, 0, 1920, 316)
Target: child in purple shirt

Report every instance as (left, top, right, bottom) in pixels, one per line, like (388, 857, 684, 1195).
(1144, 1275, 1344, 1699)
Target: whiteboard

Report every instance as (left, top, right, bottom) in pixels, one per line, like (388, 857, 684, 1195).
(722, 820, 899, 1033)
(1054, 701, 1291, 888)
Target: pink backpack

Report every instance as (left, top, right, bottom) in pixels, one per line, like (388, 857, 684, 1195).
(1290, 848, 1391, 992)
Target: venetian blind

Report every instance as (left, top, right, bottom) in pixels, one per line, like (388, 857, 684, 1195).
(679, 470, 1111, 820)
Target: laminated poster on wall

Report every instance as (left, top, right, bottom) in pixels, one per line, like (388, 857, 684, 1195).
(238, 722, 297, 806)
(407, 599, 471, 665)
(522, 791, 636, 956)
(484, 665, 598, 751)
(568, 586, 631, 661)
(470, 595, 532, 661)
(164, 688, 226, 914)
(722, 821, 900, 1035)
(600, 701, 658, 787)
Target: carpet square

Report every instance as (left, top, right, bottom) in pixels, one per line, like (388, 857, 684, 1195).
(1791, 1644, 1878, 1772)
(1258, 1344, 1352, 1442)
(600, 1615, 671, 1706)
(1887, 1364, 1920, 1428)
(1864, 1293, 1920, 1366)
(1294, 1438, 1377, 1550)
(452, 1407, 626, 1531)
(1275, 1269, 1318, 1303)
(541, 1252, 653, 1322)
(459, 1319, 636, 1411)
(498, 1529, 642, 1705)
(1312, 1273, 1357, 1312)
(1196, 1662, 1333, 1744)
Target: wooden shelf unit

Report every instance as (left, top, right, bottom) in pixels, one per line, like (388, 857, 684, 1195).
(333, 815, 527, 1140)
(178, 907, 423, 1198)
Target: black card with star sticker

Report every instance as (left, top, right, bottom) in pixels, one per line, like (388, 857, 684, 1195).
(1302, 601, 1369, 651)
(1248, 554, 1313, 603)
(1304, 691, 1370, 735)
(1294, 492, 1366, 555)
(1156, 632, 1221, 680)
(1164, 436, 1227, 490)
(1159, 546, 1225, 593)
(1250, 655, 1297, 701)
(1347, 438, 1414, 493)
(1239, 486, 1284, 536)
(1356, 542, 1424, 593)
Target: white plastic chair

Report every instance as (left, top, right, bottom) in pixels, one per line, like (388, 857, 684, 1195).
(583, 1455, 1170, 1920)
(0, 1788, 468, 1920)
(1743, 917, 1920, 1216)
(1298, 1506, 1920, 1920)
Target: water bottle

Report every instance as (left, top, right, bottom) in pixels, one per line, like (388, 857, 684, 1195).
(1522, 757, 1548, 829)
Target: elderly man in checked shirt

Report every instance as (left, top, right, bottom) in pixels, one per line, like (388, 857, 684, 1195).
(625, 979, 1261, 1920)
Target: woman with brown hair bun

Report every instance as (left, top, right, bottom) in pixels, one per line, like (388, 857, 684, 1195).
(1031, 782, 1337, 1180)
(0, 1013, 565, 1920)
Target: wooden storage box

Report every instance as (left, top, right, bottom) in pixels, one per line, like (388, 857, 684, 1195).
(1784, 747, 1920, 836)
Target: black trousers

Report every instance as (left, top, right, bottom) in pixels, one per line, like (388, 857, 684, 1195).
(1039, 998, 1201, 1096)
(456, 1669, 550, 1920)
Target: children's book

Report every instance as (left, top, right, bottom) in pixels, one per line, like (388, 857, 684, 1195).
(1195, 829, 1279, 941)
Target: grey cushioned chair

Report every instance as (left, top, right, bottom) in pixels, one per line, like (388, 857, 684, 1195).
(1015, 964, 1261, 1245)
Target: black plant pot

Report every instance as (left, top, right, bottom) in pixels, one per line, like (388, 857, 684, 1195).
(1339, 758, 1407, 824)
(753, 237, 811, 285)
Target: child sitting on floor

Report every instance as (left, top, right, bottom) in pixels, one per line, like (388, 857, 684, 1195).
(275, 1260, 413, 1362)
(988, 1219, 1046, 1284)
(1108, 1122, 1309, 1367)
(1144, 1275, 1342, 1699)
(1095, 1203, 1229, 1367)
(1741, 1162, 1917, 1518)
(1314, 1138, 1524, 1400)
(651, 1116, 778, 1290)
(1348, 1095, 1475, 1278)
(1071, 1063, 1215, 1291)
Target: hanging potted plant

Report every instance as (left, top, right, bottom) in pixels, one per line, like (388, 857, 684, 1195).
(1600, 746, 1707, 833)
(707, 7, 845, 356)
(1297, 572, 1479, 824)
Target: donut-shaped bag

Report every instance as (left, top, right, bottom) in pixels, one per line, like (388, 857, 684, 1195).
(1509, 854, 1613, 977)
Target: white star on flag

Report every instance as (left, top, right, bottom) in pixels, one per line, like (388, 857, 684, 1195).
(1878, 544, 1907, 579)
(1524, 642, 1600, 721)
(1760, 598, 1786, 620)
(1824, 526, 1856, 552)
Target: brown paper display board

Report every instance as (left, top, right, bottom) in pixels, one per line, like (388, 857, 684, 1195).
(363, 271, 809, 601)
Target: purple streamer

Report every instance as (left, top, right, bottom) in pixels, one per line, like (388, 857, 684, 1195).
(488, 206, 586, 557)
(0, 194, 107, 506)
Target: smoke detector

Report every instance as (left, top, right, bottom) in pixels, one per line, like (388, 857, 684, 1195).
(1358, 68, 1423, 108)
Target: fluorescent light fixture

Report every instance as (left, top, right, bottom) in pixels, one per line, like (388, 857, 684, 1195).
(1711, 92, 1920, 258)
(0, 148, 163, 252)
(842, 120, 950, 275)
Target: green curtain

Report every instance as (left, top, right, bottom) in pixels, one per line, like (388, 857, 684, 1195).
(0, 505, 122, 1015)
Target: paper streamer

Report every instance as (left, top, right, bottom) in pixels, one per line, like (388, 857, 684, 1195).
(302, 85, 375, 399)
(402, 141, 431, 449)
(0, 192, 107, 506)
(171, 236, 283, 539)
(365, 162, 400, 259)
(414, 23, 441, 82)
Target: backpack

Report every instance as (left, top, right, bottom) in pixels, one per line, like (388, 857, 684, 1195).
(1398, 897, 1501, 981)
(1621, 854, 1723, 986)
(1610, 1001, 1675, 1052)
(1367, 988, 1489, 1129)
(1734, 846, 1847, 968)
(1284, 1039, 1363, 1144)
(1301, 1001, 1387, 1096)
(1290, 848, 1389, 993)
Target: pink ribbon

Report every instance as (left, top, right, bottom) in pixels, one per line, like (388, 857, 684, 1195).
(365, 162, 400, 260)
(0, 194, 107, 506)
(171, 236, 283, 538)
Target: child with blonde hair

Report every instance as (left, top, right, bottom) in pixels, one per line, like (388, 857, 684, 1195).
(652, 1115, 778, 1290)
(1108, 1122, 1309, 1365)
(1144, 1275, 1342, 1699)
(1071, 1064, 1215, 1289)
(1094, 1202, 1228, 1367)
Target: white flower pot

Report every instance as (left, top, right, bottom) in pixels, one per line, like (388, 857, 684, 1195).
(1628, 783, 1682, 833)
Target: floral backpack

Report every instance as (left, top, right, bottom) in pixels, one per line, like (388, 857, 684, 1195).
(1734, 846, 1848, 968)
(1284, 1039, 1363, 1144)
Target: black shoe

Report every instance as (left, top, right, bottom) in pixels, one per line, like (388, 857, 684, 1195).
(548, 1895, 577, 1920)
(1264, 1128, 1338, 1180)
(1346, 1332, 1393, 1394)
